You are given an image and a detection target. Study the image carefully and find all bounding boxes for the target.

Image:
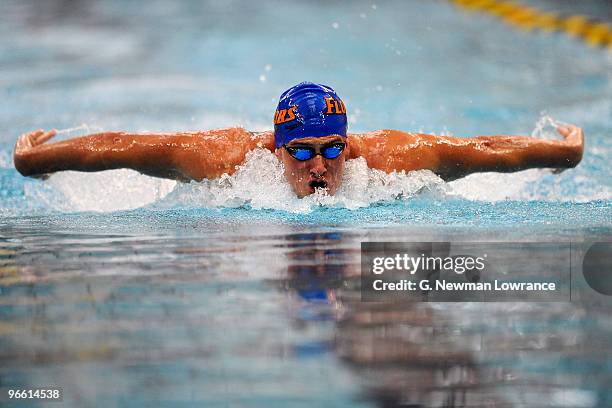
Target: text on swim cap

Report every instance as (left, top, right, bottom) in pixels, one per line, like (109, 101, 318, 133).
(324, 97, 346, 115)
(274, 106, 297, 125)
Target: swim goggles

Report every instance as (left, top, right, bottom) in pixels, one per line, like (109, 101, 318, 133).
(284, 142, 346, 161)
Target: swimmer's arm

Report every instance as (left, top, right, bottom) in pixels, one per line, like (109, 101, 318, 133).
(13, 128, 275, 181)
(351, 125, 584, 181)
(430, 125, 584, 180)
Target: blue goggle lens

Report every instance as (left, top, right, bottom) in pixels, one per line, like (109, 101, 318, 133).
(322, 145, 343, 159)
(292, 148, 314, 161)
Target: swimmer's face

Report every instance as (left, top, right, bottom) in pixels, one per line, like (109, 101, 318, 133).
(276, 135, 349, 198)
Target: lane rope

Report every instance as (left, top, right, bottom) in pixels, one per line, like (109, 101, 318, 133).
(450, 0, 612, 50)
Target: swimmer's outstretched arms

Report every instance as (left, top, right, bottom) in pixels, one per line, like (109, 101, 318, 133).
(14, 82, 584, 198)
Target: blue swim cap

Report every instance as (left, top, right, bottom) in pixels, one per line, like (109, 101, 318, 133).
(274, 82, 348, 148)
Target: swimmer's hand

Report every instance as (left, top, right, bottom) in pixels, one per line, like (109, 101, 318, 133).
(14, 129, 57, 179)
(550, 124, 584, 174)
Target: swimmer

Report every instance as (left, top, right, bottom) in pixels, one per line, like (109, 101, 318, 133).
(13, 82, 584, 198)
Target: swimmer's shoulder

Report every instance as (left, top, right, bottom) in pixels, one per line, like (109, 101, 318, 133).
(168, 127, 275, 180)
(247, 130, 275, 151)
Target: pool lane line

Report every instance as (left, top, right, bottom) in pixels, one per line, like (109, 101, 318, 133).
(450, 0, 612, 51)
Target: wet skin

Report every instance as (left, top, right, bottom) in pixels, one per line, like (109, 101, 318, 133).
(275, 135, 349, 198)
(13, 125, 584, 197)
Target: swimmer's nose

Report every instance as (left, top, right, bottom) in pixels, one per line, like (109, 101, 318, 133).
(309, 156, 327, 178)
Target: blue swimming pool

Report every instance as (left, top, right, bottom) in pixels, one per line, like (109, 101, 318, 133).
(1, 0, 611, 407)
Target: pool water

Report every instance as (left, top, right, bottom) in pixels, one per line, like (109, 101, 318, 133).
(1, 0, 612, 407)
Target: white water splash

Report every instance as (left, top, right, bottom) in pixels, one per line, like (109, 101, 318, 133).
(26, 170, 176, 212)
(23, 148, 443, 214)
(530, 114, 568, 140)
(55, 123, 103, 136)
(0, 149, 11, 168)
(156, 148, 445, 213)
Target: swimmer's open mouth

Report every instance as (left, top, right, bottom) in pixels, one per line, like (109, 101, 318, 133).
(309, 180, 328, 190)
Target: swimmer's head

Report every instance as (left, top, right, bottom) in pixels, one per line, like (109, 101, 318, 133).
(274, 82, 348, 147)
(274, 82, 349, 198)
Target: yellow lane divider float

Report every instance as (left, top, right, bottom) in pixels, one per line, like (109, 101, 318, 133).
(450, 0, 612, 50)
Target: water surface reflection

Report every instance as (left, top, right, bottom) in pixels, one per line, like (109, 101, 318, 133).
(280, 232, 610, 407)
(0, 224, 611, 407)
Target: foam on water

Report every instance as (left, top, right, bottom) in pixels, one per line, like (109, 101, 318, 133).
(530, 114, 569, 140)
(27, 169, 176, 212)
(14, 147, 444, 214)
(155, 148, 445, 213)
